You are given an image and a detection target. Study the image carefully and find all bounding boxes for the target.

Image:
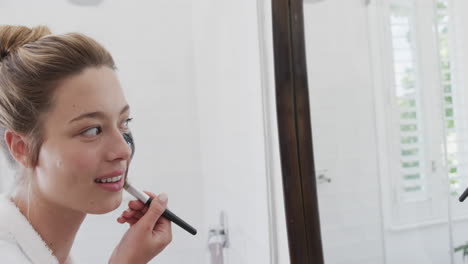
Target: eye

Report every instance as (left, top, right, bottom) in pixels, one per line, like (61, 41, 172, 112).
(81, 127, 102, 137)
(122, 117, 133, 130)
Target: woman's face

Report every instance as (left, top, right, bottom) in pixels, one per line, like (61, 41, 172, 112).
(33, 66, 132, 214)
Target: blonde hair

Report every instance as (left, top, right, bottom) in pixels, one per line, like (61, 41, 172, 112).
(0, 25, 116, 169)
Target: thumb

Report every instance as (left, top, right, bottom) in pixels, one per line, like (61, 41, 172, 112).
(136, 193, 168, 231)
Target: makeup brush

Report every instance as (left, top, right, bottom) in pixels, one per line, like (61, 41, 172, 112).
(123, 181, 197, 235)
(459, 187, 468, 202)
(122, 132, 197, 236)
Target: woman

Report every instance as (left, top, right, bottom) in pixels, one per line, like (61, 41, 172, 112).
(0, 25, 172, 263)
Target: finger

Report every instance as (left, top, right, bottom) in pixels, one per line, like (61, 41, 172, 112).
(135, 193, 168, 231)
(153, 198, 171, 231)
(126, 218, 138, 226)
(122, 211, 144, 220)
(127, 204, 149, 217)
(118, 216, 139, 225)
(117, 216, 126, 224)
(133, 211, 144, 219)
(153, 213, 171, 233)
(139, 206, 149, 215)
(122, 209, 136, 218)
(118, 215, 133, 223)
(128, 200, 145, 210)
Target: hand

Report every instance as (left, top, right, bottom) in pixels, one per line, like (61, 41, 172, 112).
(109, 192, 172, 264)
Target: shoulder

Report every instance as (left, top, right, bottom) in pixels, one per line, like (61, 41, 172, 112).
(0, 194, 32, 263)
(0, 233, 33, 263)
(0, 192, 19, 228)
(0, 193, 59, 264)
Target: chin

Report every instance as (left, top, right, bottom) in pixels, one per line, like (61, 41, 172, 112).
(87, 193, 123, 214)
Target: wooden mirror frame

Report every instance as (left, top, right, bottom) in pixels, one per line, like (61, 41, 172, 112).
(271, 0, 325, 262)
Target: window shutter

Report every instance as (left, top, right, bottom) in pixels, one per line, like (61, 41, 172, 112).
(435, 0, 465, 198)
(389, 2, 428, 201)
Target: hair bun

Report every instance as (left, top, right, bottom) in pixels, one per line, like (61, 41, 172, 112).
(0, 25, 51, 62)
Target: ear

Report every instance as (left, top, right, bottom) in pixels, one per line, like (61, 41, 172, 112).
(4, 130, 31, 168)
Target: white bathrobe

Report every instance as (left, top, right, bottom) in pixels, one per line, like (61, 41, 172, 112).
(0, 193, 74, 264)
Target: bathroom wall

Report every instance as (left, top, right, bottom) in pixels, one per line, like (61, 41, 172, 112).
(0, 0, 285, 263)
(191, 0, 272, 263)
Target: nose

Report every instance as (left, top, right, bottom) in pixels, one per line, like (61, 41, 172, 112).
(106, 128, 132, 162)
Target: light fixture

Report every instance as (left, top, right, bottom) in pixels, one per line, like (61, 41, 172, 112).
(67, 0, 104, 7)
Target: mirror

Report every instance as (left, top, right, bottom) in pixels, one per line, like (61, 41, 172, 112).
(303, 0, 468, 263)
(0, 0, 291, 263)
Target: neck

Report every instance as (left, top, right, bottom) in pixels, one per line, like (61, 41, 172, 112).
(12, 182, 86, 263)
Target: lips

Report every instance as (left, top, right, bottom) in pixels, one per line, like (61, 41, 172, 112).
(95, 169, 126, 181)
(94, 169, 126, 192)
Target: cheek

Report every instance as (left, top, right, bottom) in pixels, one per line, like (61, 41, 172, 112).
(70, 151, 97, 170)
(39, 145, 100, 185)
(62, 149, 100, 182)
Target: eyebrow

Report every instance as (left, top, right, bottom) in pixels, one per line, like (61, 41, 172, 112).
(69, 105, 130, 124)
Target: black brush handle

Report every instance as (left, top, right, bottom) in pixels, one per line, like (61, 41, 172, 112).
(146, 197, 197, 235)
(459, 187, 468, 202)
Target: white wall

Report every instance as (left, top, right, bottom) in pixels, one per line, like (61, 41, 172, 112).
(191, 0, 274, 263)
(0, 0, 283, 263)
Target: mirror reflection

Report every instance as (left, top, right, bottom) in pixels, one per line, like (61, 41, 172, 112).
(0, 1, 284, 263)
(304, 0, 468, 263)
